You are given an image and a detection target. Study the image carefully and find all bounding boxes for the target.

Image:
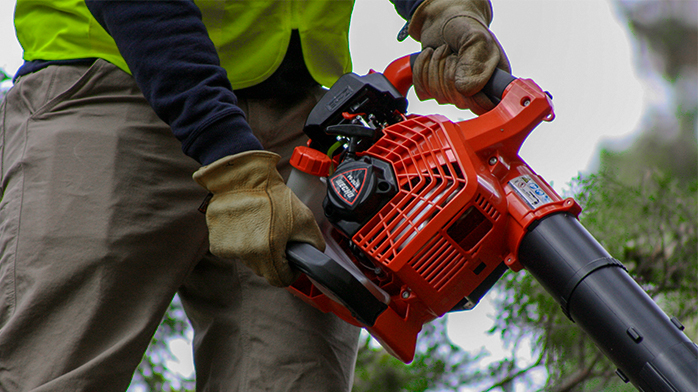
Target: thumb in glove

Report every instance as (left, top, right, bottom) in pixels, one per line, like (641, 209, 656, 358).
(193, 150, 325, 287)
(409, 0, 511, 114)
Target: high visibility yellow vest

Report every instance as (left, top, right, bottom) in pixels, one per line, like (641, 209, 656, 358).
(15, 0, 354, 89)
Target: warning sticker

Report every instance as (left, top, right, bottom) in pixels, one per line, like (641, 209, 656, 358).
(509, 175, 553, 209)
(330, 168, 367, 206)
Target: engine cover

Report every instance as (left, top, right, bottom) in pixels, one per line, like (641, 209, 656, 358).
(324, 155, 397, 238)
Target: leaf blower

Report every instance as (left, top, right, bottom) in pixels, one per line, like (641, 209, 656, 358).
(284, 55, 698, 392)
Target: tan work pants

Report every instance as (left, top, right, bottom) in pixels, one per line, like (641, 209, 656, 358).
(0, 60, 359, 392)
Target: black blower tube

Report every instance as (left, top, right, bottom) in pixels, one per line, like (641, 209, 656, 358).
(519, 213, 698, 392)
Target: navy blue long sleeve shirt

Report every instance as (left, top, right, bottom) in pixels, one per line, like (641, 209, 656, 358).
(85, 0, 262, 165)
(17, 0, 423, 165)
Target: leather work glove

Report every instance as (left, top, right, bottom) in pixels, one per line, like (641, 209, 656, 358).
(409, 0, 511, 114)
(193, 150, 326, 287)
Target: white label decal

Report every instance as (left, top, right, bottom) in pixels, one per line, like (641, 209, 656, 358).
(509, 175, 553, 209)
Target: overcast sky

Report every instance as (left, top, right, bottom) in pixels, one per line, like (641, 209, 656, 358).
(0, 1, 653, 389)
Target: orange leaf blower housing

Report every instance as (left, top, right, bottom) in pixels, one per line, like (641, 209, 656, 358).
(286, 55, 698, 392)
(288, 55, 579, 363)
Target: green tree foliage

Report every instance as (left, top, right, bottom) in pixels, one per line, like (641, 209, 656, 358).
(575, 169, 697, 322)
(610, 0, 697, 184)
(1, 68, 11, 100)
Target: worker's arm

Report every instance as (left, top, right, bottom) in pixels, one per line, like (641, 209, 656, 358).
(86, 0, 323, 287)
(85, 0, 263, 165)
(390, 0, 425, 19)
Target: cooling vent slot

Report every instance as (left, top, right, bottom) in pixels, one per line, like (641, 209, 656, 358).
(446, 205, 493, 252)
(475, 193, 501, 221)
(408, 235, 467, 291)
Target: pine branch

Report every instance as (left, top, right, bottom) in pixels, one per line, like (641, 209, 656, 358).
(483, 355, 544, 392)
(551, 351, 604, 392)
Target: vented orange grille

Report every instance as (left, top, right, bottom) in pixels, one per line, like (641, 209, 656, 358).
(350, 115, 497, 306)
(353, 116, 465, 259)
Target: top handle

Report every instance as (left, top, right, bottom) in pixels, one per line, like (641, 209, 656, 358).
(382, 53, 516, 104)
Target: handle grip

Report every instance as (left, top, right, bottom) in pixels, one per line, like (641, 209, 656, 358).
(286, 242, 388, 327)
(383, 53, 516, 104)
(482, 68, 517, 105)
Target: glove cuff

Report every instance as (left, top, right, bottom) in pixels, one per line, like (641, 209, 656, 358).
(408, 0, 493, 42)
(193, 150, 282, 194)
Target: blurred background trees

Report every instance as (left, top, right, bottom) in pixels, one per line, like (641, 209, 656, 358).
(483, 1, 697, 391)
(1, 69, 11, 100)
(122, 0, 696, 390)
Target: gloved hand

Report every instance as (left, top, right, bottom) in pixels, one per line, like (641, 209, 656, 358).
(193, 150, 325, 287)
(409, 0, 511, 114)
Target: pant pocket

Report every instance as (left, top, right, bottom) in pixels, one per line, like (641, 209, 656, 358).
(14, 62, 98, 119)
